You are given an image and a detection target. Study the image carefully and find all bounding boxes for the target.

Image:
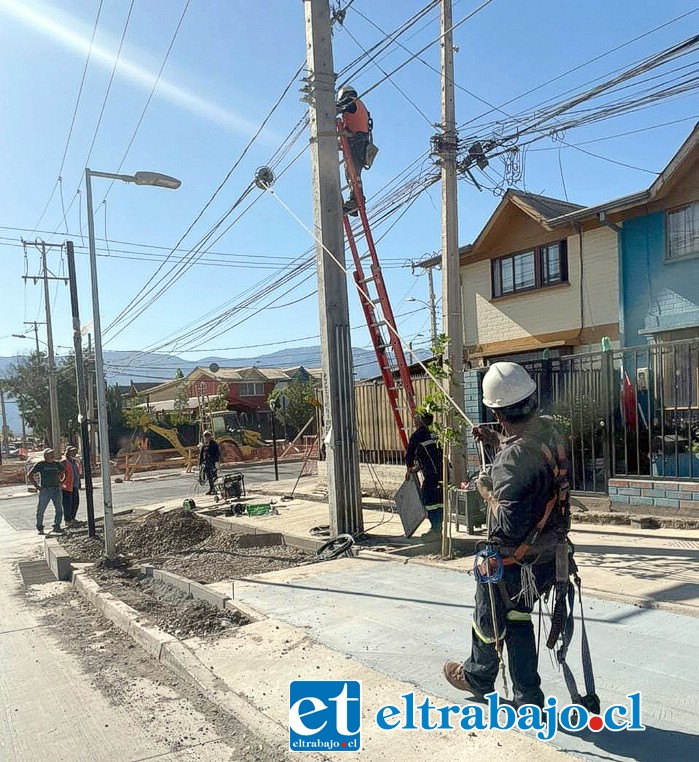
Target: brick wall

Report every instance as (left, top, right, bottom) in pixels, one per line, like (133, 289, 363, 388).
(608, 477, 699, 512)
(464, 369, 484, 471)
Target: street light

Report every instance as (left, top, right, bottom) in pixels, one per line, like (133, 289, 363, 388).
(405, 297, 438, 346)
(85, 167, 181, 558)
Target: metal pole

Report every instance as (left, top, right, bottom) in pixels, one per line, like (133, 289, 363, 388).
(0, 383, 10, 457)
(271, 411, 279, 481)
(304, 0, 362, 536)
(66, 241, 96, 537)
(41, 244, 62, 451)
(85, 169, 116, 558)
(427, 265, 438, 347)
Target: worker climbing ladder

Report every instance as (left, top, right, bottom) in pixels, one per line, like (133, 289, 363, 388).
(338, 127, 417, 449)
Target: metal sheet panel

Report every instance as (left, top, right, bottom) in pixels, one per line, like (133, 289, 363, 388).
(393, 477, 426, 537)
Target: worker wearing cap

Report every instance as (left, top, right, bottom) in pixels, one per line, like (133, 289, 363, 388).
(27, 448, 66, 535)
(199, 431, 220, 496)
(443, 362, 564, 709)
(61, 446, 82, 527)
(336, 85, 371, 217)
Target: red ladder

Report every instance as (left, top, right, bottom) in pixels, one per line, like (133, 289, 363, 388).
(338, 127, 417, 449)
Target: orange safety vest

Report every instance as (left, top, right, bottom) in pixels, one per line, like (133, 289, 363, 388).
(341, 99, 369, 134)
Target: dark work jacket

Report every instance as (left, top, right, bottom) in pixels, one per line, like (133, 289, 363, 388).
(489, 421, 556, 545)
(406, 426, 442, 479)
(200, 440, 220, 466)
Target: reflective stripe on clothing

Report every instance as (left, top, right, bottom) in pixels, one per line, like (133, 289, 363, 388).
(506, 610, 532, 622)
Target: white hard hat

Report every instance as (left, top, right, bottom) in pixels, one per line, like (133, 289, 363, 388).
(482, 362, 537, 409)
(338, 85, 357, 100)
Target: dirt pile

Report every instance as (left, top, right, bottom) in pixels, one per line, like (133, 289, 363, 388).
(117, 508, 213, 558)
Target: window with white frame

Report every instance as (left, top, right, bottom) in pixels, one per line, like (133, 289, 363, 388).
(239, 382, 265, 396)
(666, 202, 699, 261)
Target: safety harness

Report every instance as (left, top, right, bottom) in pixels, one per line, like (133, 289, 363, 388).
(475, 428, 600, 713)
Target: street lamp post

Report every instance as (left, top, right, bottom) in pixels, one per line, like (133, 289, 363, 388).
(406, 297, 438, 346)
(85, 168, 181, 558)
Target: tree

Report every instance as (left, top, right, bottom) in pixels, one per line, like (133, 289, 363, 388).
(270, 378, 318, 438)
(209, 382, 230, 412)
(4, 351, 78, 443)
(170, 376, 191, 426)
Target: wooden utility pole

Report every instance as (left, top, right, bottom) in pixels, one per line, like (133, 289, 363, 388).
(0, 383, 10, 457)
(303, 0, 362, 536)
(439, 0, 466, 549)
(22, 240, 66, 451)
(66, 241, 96, 537)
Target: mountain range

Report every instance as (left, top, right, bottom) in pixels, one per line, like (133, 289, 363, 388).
(0, 344, 430, 434)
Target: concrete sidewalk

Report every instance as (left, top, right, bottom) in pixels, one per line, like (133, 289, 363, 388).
(202, 555, 697, 762)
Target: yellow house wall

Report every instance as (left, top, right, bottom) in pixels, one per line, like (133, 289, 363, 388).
(461, 225, 618, 350)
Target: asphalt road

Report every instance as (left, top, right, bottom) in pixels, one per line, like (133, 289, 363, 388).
(0, 461, 303, 532)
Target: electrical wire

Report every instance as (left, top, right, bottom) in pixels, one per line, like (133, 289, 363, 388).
(98, 0, 192, 204)
(103, 61, 306, 338)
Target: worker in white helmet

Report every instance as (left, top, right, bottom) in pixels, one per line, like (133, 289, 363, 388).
(443, 361, 569, 709)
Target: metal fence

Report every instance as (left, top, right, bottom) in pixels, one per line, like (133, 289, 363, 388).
(321, 338, 699, 492)
(519, 337, 699, 492)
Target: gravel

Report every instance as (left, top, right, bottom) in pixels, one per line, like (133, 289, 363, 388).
(90, 567, 248, 639)
(24, 585, 288, 760)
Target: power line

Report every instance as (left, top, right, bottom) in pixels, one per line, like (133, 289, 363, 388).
(103, 61, 306, 338)
(99, 0, 192, 204)
(53, 0, 137, 234)
(31, 0, 105, 233)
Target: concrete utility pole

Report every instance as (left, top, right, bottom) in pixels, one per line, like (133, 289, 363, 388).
(41, 243, 62, 452)
(22, 241, 66, 451)
(304, 0, 363, 536)
(66, 241, 96, 538)
(413, 258, 440, 347)
(438, 0, 466, 495)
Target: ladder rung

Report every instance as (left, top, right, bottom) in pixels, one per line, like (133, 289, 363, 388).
(358, 275, 375, 285)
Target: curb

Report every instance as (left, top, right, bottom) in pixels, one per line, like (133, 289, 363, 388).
(71, 569, 323, 759)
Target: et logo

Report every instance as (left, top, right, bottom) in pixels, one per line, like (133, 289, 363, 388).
(289, 680, 362, 753)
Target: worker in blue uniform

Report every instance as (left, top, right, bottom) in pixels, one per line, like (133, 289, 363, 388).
(405, 411, 444, 538)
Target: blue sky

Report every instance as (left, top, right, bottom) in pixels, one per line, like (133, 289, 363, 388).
(0, 0, 697, 377)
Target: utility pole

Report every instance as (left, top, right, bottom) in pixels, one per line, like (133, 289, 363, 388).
(22, 240, 66, 451)
(304, 0, 363, 536)
(413, 258, 440, 347)
(23, 321, 43, 356)
(66, 241, 96, 538)
(437, 0, 465, 549)
(0, 383, 10, 457)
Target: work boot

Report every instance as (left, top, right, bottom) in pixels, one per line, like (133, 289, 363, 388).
(37, 526, 44, 535)
(52, 526, 64, 535)
(342, 197, 359, 217)
(442, 661, 484, 697)
(421, 525, 442, 539)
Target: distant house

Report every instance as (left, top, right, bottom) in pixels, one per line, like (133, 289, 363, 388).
(140, 365, 321, 419)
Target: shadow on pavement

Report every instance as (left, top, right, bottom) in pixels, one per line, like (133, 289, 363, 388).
(559, 723, 699, 762)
